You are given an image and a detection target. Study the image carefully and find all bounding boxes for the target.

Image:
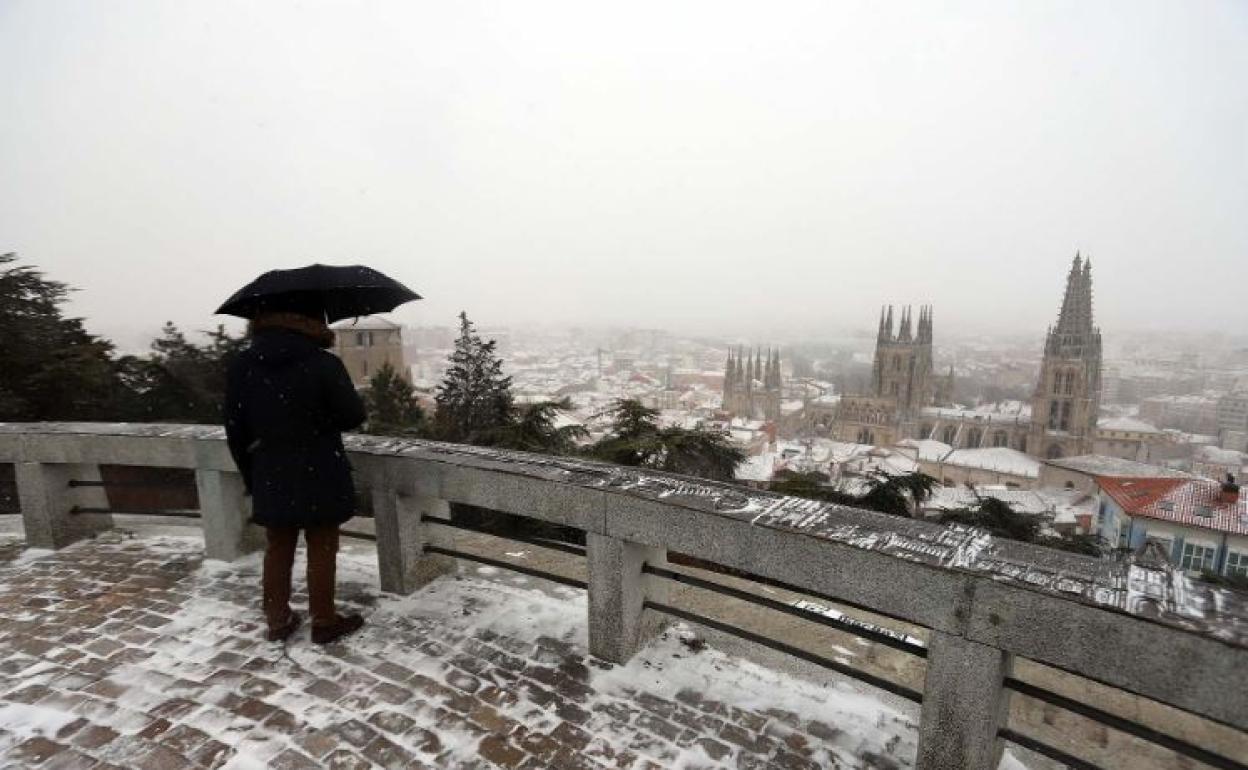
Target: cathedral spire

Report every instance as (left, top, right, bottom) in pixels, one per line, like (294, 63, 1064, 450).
(884, 306, 894, 341)
(1056, 251, 1094, 334)
(898, 306, 912, 342)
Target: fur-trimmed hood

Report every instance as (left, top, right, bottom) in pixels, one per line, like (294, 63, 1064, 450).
(248, 312, 335, 350)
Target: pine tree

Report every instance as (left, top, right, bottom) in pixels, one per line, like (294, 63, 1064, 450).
(589, 398, 745, 482)
(493, 398, 587, 455)
(0, 253, 128, 421)
(116, 322, 246, 423)
(435, 312, 515, 443)
(364, 361, 426, 436)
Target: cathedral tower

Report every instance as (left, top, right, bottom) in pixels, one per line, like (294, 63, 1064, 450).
(870, 305, 935, 421)
(1029, 254, 1102, 459)
(721, 347, 783, 422)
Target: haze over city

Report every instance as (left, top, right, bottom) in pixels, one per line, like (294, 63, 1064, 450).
(2, 0, 1245, 346)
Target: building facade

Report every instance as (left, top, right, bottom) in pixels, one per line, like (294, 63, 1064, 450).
(332, 317, 409, 387)
(721, 348, 782, 422)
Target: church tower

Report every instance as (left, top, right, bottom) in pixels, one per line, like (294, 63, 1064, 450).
(721, 347, 783, 421)
(871, 305, 935, 422)
(1029, 254, 1102, 459)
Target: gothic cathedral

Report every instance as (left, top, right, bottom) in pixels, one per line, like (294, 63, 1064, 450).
(831, 254, 1103, 459)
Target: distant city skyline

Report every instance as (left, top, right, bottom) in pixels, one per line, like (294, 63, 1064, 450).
(2, 1, 1245, 344)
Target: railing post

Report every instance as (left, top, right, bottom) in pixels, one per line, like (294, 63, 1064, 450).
(372, 487, 454, 594)
(16, 462, 114, 549)
(587, 533, 667, 664)
(196, 469, 263, 561)
(916, 631, 1012, 770)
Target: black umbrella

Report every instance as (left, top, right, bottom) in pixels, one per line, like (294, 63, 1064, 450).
(215, 264, 421, 323)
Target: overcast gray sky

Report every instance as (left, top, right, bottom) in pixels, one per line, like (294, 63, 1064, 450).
(1, 0, 1245, 347)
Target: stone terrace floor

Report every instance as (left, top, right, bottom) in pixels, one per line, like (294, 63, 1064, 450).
(0, 532, 921, 769)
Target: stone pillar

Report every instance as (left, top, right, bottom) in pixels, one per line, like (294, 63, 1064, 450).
(196, 469, 263, 561)
(587, 533, 667, 664)
(16, 462, 114, 549)
(372, 487, 454, 595)
(916, 631, 1012, 770)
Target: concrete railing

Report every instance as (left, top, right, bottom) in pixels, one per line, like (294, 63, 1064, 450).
(1, 423, 1245, 770)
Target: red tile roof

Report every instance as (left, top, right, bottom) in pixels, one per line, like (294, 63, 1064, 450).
(1100, 476, 1248, 536)
(1097, 476, 1186, 514)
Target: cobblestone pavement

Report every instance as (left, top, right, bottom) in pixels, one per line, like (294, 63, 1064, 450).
(0, 533, 917, 769)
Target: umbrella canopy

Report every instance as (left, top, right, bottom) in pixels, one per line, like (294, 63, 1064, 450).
(215, 264, 421, 323)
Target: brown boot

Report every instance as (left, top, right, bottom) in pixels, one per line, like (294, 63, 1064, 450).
(266, 612, 302, 643)
(311, 613, 364, 645)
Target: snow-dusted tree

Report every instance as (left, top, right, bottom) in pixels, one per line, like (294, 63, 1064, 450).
(434, 312, 514, 443)
(364, 361, 425, 436)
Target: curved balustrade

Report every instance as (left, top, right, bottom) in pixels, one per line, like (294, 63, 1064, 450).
(1, 422, 1245, 769)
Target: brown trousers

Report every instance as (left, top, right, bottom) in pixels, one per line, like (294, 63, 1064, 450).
(263, 525, 339, 630)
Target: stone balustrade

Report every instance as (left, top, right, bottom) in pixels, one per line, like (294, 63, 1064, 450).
(1, 422, 1245, 770)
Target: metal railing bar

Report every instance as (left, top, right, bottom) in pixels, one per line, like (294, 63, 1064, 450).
(643, 600, 924, 704)
(341, 530, 377, 542)
(643, 564, 927, 658)
(421, 516, 587, 557)
(67, 479, 192, 489)
(424, 545, 588, 590)
(680, 562, 919, 629)
(998, 728, 1102, 770)
(1004, 678, 1247, 770)
(69, 506, 201, 519)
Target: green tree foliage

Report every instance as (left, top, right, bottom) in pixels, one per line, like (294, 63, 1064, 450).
(491, 398, 587, 455)
(435, 312, 515, 443)
(770, 469, 936, 517)
(938, 495, 1040, 541)
(589, 399, 745, 482)
(363, 361, 425, 435)
(118, 322, 246, 423)
(0, 253, 125, 420)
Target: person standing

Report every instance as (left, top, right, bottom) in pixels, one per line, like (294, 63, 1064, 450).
(224, 308, 367, 644)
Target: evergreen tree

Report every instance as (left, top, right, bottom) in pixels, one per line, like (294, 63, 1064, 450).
(589, 398, 745, 482)
(492, 398, 587, 455)
(770, 470, 936, 517)
(434, 312, 514, 443)
(119, 322, 246, 423)
(0, 253, 127, 420)
(364, 362, 426, 436)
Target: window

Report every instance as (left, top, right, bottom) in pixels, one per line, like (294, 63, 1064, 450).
(1159, 501, 1174, 511)
(942, 426, 957, 445)
(967, 428, 983, 447)
(1227, 552, 1248, 578)
(992, 431, 1008, 448)
(1048, 401, 1059, 429)
(1180, 543, 1215, 572)
(362, 359, 369, 377)
(1060, 401, 1072, 431)
(1064, 371, 1075, 395)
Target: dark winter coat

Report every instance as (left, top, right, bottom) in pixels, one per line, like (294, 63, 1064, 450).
(224, 328, 366, 528)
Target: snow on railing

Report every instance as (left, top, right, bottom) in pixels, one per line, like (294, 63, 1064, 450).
(1, 422, 1246, 770)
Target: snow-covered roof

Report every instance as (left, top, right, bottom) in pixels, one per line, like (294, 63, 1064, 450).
(1097, 416, 1161, 434)
(331, 315, 402, 331)
(1044, 455, 1192, 479)
(895, 438, 953, 462)
(734, 452, 777, 482)
(941, 447, 1040, 478)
